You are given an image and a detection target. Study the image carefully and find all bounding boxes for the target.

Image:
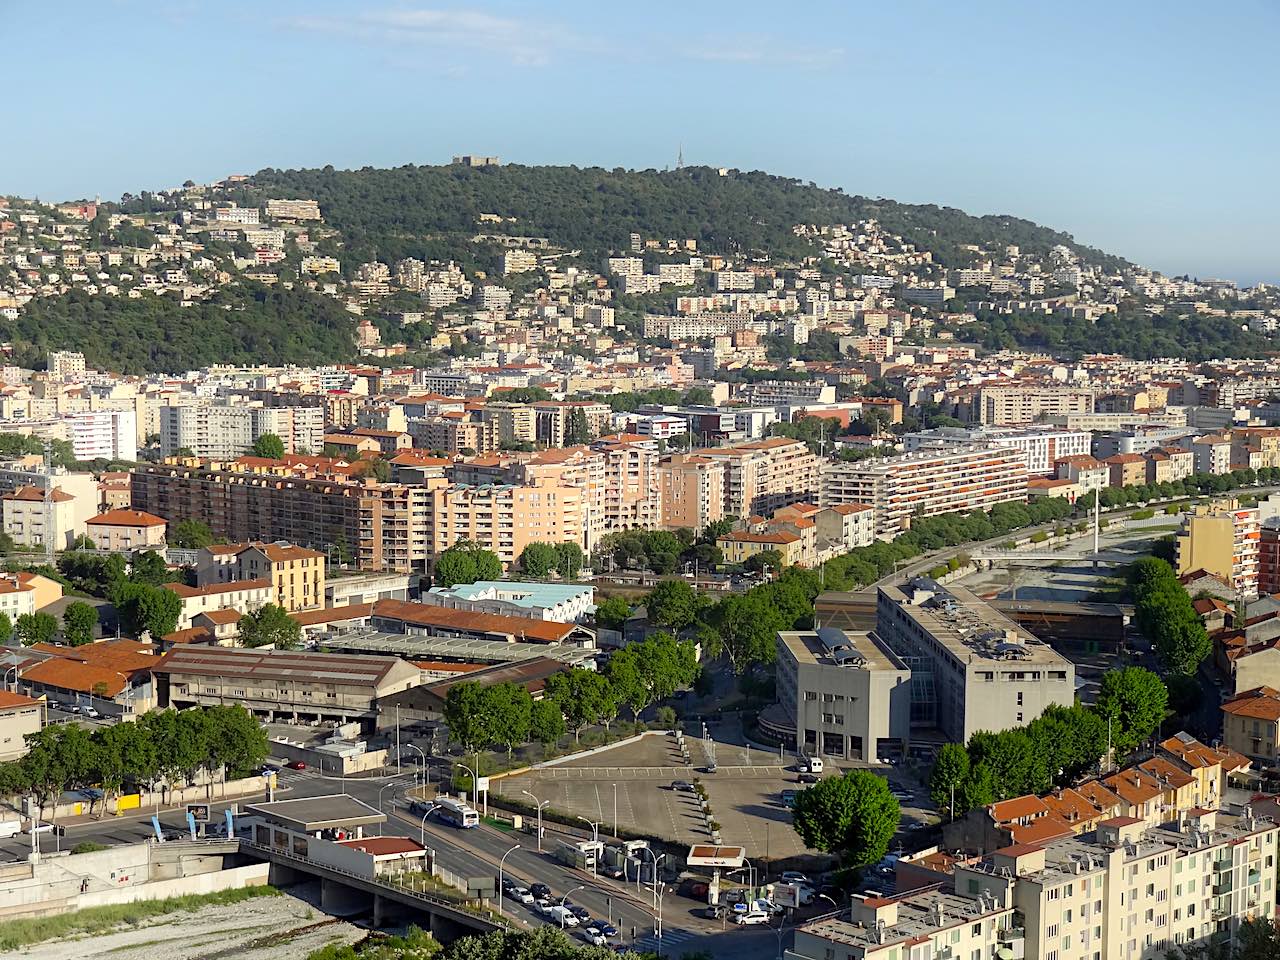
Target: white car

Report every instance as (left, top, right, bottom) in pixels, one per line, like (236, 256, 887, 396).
(781, 871, 811, 887)
(512, 887, 535, 905)
(735, 910, 771, 925)
(582, 929, 608, 947)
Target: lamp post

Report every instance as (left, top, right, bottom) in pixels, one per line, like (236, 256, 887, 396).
(576, 816, 601, 842)
(612, 782, 618, 840)
(522, 789, 550, 851)
(2, 666, 17, 692)
(816, 893, 838, 912)
(652, 879, 666, 957)
(458, 763, 479, 810)
(773, 907, 793, 960)
(419, 802, 440, 845)
(404, 743, 427, 788)
(559, 884, 586, 929)
(377, 781, 400, 834)
(497, 843, 521, 917)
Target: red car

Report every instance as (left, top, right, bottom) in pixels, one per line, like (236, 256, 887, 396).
(285, 760, 307, 770)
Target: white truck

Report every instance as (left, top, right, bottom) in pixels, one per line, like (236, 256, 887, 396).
(0, 819, 20, 839)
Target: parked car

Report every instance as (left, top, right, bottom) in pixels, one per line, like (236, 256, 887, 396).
(890, 790, 913, 803)
(85, 708, 100, 719)
(735, 910, 770, 925)
(797, 756, 823, 774)
(780, 789, 798, 808)
(781, 871, 812, 887)
(670, 780, 695, 792)
(285, 760, 307, 770)
(529, 882, 552, 899)
(797, 772, 820, 784)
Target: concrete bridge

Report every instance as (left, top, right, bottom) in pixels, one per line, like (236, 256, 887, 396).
(233, 839, 501, 941)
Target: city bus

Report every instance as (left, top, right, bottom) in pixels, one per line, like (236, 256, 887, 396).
(434, 795, 480, 828)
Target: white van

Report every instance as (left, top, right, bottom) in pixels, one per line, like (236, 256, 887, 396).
(800, 756, 824, 774)
(0, 819, 21, 839)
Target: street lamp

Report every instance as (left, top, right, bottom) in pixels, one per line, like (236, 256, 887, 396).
(559, 884, 586, 929)
(576, 816, 601, 842)
(497, 843, 521, 917)
(816, 893, 839, 912)
(403, 743, 427, 787)
(2, 666, 17, 692)
(773, 907, 793, 960)
(419, 802, 440, 845)
(522, 789, 550, 852)
(652, 879, 667, 957)
(377, 781, 401, 833)
(458, 763, 479, 810)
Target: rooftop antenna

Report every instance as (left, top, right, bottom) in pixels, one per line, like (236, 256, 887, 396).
(677, 145, 684, 170)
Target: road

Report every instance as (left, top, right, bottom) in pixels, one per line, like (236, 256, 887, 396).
(0, 762, 791, 958)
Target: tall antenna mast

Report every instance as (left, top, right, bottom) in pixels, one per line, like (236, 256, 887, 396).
(42, 440, 54, 566)
(677, 145, 684, 170)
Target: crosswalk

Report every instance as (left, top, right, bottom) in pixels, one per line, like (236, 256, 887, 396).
(631, 927, 697, 951)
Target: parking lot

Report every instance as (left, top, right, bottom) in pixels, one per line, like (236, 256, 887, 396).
(494, 733, 934, 859)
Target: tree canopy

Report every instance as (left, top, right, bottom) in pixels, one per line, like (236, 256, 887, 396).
(792, 769, 900, 867)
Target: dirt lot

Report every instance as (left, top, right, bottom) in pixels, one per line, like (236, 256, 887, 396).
(11, 886, 366, 960)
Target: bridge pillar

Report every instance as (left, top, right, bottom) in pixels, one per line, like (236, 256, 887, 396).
(321, 877, 374, 917)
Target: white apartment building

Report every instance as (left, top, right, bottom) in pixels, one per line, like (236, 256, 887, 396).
(904, 426, 1091, 476)
(249, 406, 325, 456)
(211, 205, 260, 226)
(265, 198, 322, 221)
(822, 444, 1028, 540)
(67, 409, 137, 462)
(979, 386, 1094, 426)
(711, 270, 754, 291)
(501, 249, 538, 274)
(161, 403, 253, 459)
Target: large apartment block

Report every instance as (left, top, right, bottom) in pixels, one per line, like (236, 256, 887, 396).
(822, 443, 1027, 540)
(875, 581, 1075, 742)
(1175, 499, 1273, 599)
(791, 809, 1276, 960)
(904, 425, 1092, 475)
(978, 385, 1094, 426)
(696, 438, 821, 518)
(160, 402, 323, 458)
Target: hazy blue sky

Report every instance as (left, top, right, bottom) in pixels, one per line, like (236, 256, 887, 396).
(5, 1, 1277, 283)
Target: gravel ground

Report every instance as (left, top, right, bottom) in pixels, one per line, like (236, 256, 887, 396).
(4, 886, 367, 960)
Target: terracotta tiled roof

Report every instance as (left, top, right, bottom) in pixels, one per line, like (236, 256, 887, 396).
(1222, 686, 1280, 721)
(88, 509, 167, 528)
(165, 579, 271, 599)
(21, 659, 128, 697)
(4, 485, 73, 502)
(990, 795, 1049, 823)
(1007, 815, 1072, 845)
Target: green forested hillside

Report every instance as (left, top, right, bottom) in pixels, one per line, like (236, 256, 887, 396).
(239, 163, 1128, 271)
(2, 284, 357, 373)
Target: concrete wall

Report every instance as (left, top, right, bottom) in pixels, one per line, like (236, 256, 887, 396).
(77, 863, 269, 909)
(25, 774, 269, 820)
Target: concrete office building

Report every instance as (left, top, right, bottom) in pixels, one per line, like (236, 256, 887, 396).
(876, 581, 1075, 742)
(903, 425, 1092, 475)
(774, 627, 911, 762)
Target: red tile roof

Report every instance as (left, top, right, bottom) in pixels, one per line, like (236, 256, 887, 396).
(88, 509, 167, 528)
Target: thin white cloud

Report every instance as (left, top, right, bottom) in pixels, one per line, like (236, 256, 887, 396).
(286, 7, 580, 67)
(683, 40, 845, 68)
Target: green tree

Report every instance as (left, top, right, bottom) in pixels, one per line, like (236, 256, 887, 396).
(792, 769, 900, 867)
(442, 682, 488, 752)
(480, 682, 532, 758)
(16, 611, 57, 646)
(543, 669, 615, 742)
(528, 698, 566, 748)
(646, 578, 701, 633)
(0, 611, 12, 645)
(251, 433, 286, 459)
(593, 596, 631, 631)
(655, 705, 678, 731)
(203, 704, 270, 777)
(744, 548, 785, 575)
(960, 761, 997, 811)
(115, 582, 181, 639)
(708, 591, 784, 674)
(564, 408, 592, 445)
(555, 541, 584, 579)
(238, 603, 301, 650)
(1095, 666, 1169, 756)
(129, 549, 171, 586)
(518, 542, 558, 578)
(170, 518, 215, 549)
(61, 601, 98, 646)
(929, 743, 970, 818)
(434, 540, 502, 587)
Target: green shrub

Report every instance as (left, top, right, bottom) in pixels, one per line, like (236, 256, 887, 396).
(1029, 531, 1048, 543)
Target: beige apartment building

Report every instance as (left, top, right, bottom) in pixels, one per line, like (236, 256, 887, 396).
(696, 437, 821, 518)
(197, 542, 326, 612)
(0, 691, 44, 762)
(531, 401, 612, 446)
(978, 385, 1094, 425)
(85, 509, 167, 553)
(1221, 685, 1280, 765)
(1175, 500, 1263, 598)
(2, 485, 80, 550)
(657, 454, 725, 532)
(822, 443, 1027, 540)
(425, 477, 583, 570)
